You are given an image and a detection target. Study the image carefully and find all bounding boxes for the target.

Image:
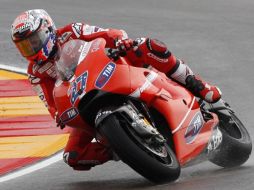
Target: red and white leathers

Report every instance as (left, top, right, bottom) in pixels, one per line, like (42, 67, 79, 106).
(27, 22, 221, 171)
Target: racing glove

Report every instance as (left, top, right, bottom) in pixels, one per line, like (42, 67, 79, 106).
(54, 112, 66, 129)
(114, 38, 134, 56)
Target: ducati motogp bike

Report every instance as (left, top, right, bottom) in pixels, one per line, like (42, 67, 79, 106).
(53, 39, 252, 183)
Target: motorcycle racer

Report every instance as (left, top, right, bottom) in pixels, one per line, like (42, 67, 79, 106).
(11, 9, 221, 170)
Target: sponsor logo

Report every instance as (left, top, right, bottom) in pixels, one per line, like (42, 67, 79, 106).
(78, 42, 92, 64)
(28, 74, 41, 84)
(95, 110, 112, 123)
(70, 71, 88, 105)
(91, 40, 101, 52)
(94, 26, 100, 32)
(32, 64, 39, 74)
(60, 107, 79, 123)
(59, 32, 72, 44)
(95, 62, 116, 89)
(72, 23, 82, 38)
(14, 22, 31, 34)
(207, 128, 223, 153)
(42, 33, 55, 57)
(147, 53, 168, 63)
(46, 65, 57, 78)
(129, 71, 158, 98)
(38, 62, 52, 73)
(38, 93, 46, 103)
(184, 112, 205, 144)
(31, 84, 48, 108)
(83, 25, 99, 35)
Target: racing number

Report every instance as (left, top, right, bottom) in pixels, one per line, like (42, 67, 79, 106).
(70, 71, 88, 104)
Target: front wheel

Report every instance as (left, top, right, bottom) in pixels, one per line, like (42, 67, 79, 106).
(99, 114, 180, 183)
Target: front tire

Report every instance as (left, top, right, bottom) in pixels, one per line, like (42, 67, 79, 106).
(99, 114, 180, 183)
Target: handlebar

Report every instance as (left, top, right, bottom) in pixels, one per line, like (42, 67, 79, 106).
(107, 39, 141, 61)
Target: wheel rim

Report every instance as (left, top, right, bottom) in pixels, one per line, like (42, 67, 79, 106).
(220, 114, 243, 139)
(121, 119, 175, 166)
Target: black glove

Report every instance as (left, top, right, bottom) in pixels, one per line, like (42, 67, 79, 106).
(114, 38, 134, 56)
(54, 112, 65, 129)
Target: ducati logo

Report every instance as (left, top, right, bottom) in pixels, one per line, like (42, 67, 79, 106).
(184, 112, 204, 144)
(72, 23, 82, 38)
(59, 32, 72, 44)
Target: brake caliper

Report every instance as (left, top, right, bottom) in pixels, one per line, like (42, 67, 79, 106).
(122, 104, 166, 145)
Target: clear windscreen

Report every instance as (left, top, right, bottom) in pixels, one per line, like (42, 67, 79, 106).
(56, 40, 89, 81)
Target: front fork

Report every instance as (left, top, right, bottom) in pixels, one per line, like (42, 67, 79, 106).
(95, 102, 166, 144)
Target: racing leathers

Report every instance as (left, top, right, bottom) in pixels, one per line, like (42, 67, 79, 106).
(27, 22, 221, 171)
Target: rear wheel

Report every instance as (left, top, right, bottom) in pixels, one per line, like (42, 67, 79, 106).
(99, 114, 180, 183)
(208, 112, 252, 167)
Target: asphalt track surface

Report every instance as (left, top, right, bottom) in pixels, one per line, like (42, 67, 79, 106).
(1, 0, 254, 189)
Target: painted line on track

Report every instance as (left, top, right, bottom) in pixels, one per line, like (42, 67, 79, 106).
(0, 64, 27, 74)
(0, 63, 66, 182)
(0, 151, 63, 183)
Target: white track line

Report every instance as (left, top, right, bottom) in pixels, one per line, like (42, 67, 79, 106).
(0, 152, 63, 183)
(0, 63, 27, 74)
(0, 64, 63, 183)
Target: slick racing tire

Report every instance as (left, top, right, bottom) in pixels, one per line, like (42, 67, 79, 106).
(208, 113, 252, 168)
(99, 114, 180, 184)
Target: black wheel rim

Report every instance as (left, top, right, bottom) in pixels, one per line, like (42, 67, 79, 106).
(120, 119, 174, 166)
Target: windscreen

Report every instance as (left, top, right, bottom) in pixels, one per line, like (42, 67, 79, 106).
(56, 40, 90, 81)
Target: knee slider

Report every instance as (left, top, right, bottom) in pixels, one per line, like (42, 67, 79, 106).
(63, 151, 100, 170)
(146, 38, 171, 58)
(63, 151, 79, 167)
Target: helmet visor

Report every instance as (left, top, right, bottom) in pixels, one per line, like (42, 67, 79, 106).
(15, 28, 49, 57)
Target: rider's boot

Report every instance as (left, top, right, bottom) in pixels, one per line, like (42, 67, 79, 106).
(169, 60, 222, 103)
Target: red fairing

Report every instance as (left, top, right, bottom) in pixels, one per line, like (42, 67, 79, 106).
(27, 23, 213, 171)
(53, 39, 219, 170)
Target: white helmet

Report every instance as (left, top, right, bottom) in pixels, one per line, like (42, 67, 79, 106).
(11, 9, 57, 64)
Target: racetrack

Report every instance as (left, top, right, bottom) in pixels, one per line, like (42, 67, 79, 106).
(0, 0, 254, 189)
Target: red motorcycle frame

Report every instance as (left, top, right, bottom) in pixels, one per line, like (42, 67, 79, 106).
(53, 39, 252, 183)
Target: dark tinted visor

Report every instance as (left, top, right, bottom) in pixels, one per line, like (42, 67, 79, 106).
(15, 28, 49, 57)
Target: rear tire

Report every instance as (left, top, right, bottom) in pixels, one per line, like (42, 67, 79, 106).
(208, 113, 252, 167)
(99, 114, 180, 183)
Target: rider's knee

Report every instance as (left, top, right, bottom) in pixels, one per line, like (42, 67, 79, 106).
(63, 151, 78, 167)
(63, 151, 100, 171)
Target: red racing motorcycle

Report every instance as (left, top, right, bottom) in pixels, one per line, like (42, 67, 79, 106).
(53, 39, 252, 183)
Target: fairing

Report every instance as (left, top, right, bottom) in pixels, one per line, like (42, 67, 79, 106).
(53, 38, 219, 166)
